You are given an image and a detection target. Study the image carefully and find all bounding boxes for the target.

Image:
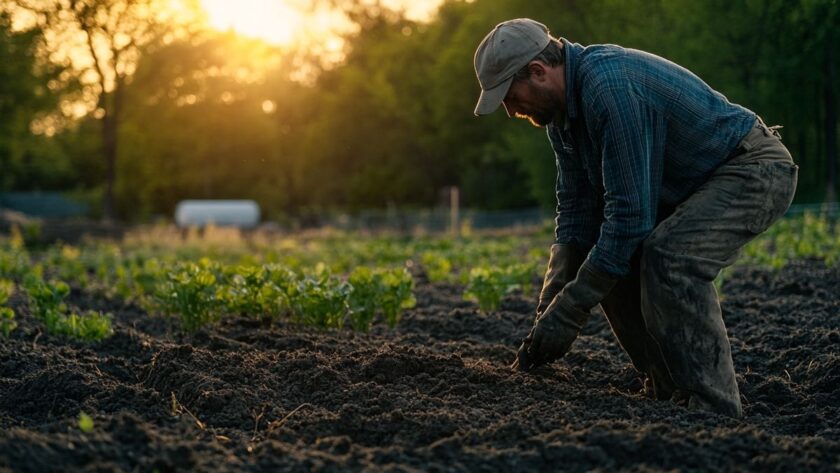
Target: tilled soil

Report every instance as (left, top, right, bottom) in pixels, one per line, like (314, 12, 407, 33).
(1, 260, 838, 472)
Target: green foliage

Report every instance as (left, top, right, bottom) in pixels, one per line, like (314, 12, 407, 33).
(0, 278, 16, 336)
(0, 278, 14, 305)
(21, 274, 112, 340)
(114, 258, 165, 303)
(742, 212, 840, 268)
(4, 211, 835, 339)
(44, 245, 89, 288)
(216, 264, 290, 320)
(144, 255, 417, 332)
(0, 13, 72, 192)
(346, 267, 379, 331)
(347, 267, 416, 331)
(377, 268, 416, 328)
(154, 259, 221, 332)
(0, 307, 15, 336)
(0, 227, 32, 280)
(0, 245, 29, 279)
(23, 275, 70, 322)
(286, 272, 349, 329)
(420, 251, 453, 283)
(464, 263, 535, 312)
(3, 0, 839, 214)
(51, 310, 112, 341)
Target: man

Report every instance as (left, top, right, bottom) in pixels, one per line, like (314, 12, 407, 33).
(473, 18, 798, 418)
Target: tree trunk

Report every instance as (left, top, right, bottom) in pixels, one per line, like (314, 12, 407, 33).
(101, 112, 115, 221)
(825, 39, 838, 203)
(101, 81, 123, 221)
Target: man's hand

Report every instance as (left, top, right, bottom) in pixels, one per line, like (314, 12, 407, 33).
(511, 296, 590, 372)
(513, 259, 617, 372)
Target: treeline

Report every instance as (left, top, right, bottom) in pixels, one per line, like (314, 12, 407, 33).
(1, 0, 838, 221)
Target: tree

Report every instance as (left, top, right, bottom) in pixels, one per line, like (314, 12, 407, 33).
(11, 0, 201, 219)
(0, 11, 69, 191)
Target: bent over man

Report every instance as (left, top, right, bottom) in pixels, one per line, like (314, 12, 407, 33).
(473, 18, 798, 418)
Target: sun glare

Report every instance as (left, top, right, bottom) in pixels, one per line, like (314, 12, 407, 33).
(201, 0, 302, 45)
(200, 0, 444, 48)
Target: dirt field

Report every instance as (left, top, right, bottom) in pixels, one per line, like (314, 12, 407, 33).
(1, 259, 838, 472)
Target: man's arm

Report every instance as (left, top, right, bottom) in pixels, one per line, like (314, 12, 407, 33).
(583, 84, 661, 279)
(534, 123, 599, 312)
(547, 123, 600, 248)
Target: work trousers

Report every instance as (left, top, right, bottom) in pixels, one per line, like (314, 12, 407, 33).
(599, 118, 798, 418)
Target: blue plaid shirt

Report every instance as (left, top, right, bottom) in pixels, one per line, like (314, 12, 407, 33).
(548, 39, 756, 277)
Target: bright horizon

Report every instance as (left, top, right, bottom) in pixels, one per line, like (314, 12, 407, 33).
(200, 0, 443, 47)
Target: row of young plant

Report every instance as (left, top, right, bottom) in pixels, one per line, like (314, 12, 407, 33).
(1, 230, 418, 337)
(5, 224, 548, 323)
(116, 223, 550, 283)
(0, 227, 534, 340)
(0, 231, 113, 341)
(5, 211, 833, 340)
(740, 211, 840, 268)
(0, 279, 16, 336)
(151, 259, 416, 332)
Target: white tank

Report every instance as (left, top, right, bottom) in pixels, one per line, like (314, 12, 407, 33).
(175, 200, 261, 228)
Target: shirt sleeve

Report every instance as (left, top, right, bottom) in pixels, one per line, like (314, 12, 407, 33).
(584, 86, 659, 277)
(547, 124, 600, 249)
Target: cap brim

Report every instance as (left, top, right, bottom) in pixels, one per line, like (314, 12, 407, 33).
(474, 76, 513, 116)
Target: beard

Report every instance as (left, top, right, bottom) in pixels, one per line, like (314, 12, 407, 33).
(517, 81, 560, 127)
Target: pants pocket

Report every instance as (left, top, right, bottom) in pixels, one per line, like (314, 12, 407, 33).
(747, 161, 799, 234)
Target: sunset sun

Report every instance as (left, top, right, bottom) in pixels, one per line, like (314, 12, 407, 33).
(201, 0, 303, 45)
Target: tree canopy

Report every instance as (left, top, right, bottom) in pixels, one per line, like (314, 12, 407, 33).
(1, 0, 837, 221)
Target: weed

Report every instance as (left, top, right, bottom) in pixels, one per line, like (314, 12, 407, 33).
(52, 310, 113, 341)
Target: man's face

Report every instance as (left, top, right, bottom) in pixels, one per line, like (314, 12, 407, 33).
(502, 77, 560, 128)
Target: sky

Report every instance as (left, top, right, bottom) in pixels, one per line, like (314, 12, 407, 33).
(200, 0, 444, 47)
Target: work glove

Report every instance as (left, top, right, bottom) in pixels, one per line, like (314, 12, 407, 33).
(513, 260, 617, 372)
(536, 244, 587, 315)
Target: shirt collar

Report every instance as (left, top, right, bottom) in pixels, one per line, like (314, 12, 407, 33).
(559, 38, 583, 130)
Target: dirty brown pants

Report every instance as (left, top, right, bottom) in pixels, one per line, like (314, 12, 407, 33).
(599, 118, 798, 418)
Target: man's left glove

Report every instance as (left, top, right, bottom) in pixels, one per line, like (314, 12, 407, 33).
(512, 260, 617, 372)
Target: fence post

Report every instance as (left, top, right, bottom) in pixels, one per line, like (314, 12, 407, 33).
(450, 186, 460, 237)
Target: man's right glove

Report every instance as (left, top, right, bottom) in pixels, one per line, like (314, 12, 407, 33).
(511, 295, 590, 371)
(513, 259, 618, 372)
(536, 244, 587, 315)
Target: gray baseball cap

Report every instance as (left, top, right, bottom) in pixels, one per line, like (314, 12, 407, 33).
(473, 18, 551, 116)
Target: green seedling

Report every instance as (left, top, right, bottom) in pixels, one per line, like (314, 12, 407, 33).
(154, 261, 220, 332)
(0, 307, 16, 336)
(21, 274, 112, 340)
(53, 311, 113, 341)
(45, 245, 89, 289)
(347, 267, 379, 331)
(0, 279, 14, 305)
(217, 265, 288, 319)
(0, 279, 16, 336)
(0, 245, 30, 279)
(378, 268, 416, 328)
(464, 263, 535, 312)
(23, 275, 70, 321)
(217, 266, 263, 316)
(420, 251, 452, 283)
(347, 267, 416, 330)
(287, 273, 349, 329)
(78, 411, 94, 433)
